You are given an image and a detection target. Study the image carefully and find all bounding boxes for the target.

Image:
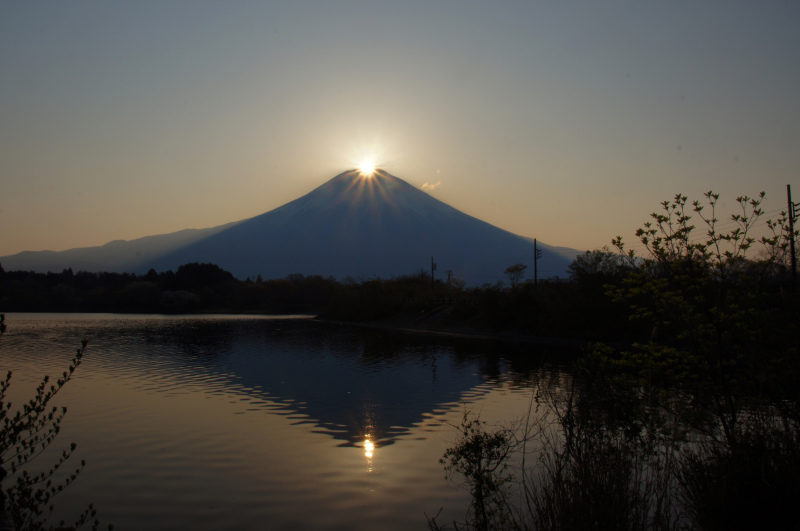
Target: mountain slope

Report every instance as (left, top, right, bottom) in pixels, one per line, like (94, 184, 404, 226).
(0, 223, 239, 274)
(1, 170, 581, 283)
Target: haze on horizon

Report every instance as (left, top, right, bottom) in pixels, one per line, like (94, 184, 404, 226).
(2, 1, 798, 259)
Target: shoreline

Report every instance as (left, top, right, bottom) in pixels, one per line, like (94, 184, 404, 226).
(312, 316, 589, 348)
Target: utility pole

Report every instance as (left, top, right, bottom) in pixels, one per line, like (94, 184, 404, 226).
(534, 239, 542, 287)
(789, 185, 798, 292)
(431, 256, 438, 295)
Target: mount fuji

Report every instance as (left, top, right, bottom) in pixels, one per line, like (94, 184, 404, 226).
(1, 170, 582, 284)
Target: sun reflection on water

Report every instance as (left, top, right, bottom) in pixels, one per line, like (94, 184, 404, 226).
(364, 438, 375, 459)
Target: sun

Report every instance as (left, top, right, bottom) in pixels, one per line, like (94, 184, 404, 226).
(358, 160, 376, 177)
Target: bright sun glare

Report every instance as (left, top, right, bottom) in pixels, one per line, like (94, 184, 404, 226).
(364, 438, 375, 459)
(358, 160, 376, 177)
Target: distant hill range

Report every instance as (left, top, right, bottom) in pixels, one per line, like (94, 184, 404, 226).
(1, 170, 583, 284)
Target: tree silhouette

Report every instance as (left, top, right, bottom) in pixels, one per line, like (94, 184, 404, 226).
(503, 263, 527, 289)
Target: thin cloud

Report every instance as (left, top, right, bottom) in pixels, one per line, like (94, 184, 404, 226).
(421, 181, 442, 192)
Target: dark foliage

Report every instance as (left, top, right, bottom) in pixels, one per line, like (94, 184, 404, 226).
(0, 315, 112, 530)
(433, 191, 800, 531)
(0, 264, 337, 315)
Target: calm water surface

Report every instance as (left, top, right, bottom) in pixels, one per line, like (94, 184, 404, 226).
(0, 313, 570, 530)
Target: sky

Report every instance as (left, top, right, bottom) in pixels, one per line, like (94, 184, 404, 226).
(2, 1, 799, 258)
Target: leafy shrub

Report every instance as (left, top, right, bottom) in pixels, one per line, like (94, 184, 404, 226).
(0, 314, 111, 531)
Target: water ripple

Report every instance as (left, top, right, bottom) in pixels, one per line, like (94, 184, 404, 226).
(0, 314, 563, 530)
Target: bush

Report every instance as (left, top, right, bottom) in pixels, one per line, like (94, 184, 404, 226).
(0, 314, 111, 531)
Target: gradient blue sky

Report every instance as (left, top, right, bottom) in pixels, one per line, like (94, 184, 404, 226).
(2, 1, 799, 258)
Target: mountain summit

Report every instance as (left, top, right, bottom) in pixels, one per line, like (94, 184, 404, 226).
(1, 170, 580, 283)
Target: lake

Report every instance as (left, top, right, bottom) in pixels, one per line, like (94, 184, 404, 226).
(0, 313, 571, 530)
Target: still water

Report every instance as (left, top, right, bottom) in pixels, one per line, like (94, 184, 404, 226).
(0, 313, 570, 530)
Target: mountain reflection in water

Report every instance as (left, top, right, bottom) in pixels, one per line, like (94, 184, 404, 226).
(1, 314, 570, 530)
